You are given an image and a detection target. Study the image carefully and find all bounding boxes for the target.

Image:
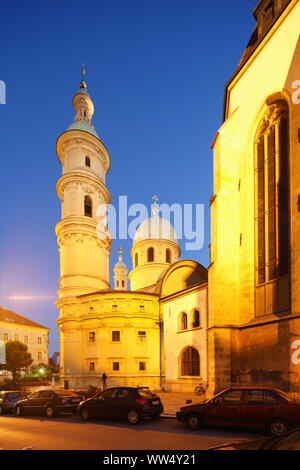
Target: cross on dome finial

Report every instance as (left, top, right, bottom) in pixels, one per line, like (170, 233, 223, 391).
(118, 245, 123, 262)
(80, 63, 87, 89)
(152, 195, 159, 215)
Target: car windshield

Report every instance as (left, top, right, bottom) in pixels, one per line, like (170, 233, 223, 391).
(138, 388, 156, 398)
(275, 389, 297, 403)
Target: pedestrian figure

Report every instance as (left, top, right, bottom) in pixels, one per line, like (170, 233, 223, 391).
(102, 372, 107, 390)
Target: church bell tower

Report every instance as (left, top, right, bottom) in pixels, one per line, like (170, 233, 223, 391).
(55, 66, 111, 300)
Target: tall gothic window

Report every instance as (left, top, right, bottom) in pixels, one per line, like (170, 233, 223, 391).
(135, 253, 138, 267)
(181, 347, 200, 376)
(84, 195, 92, 217)
(166, 248, 171, 263)
(254, 100, 290, 316)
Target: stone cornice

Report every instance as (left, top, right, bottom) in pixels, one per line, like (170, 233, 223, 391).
(56, 129, 110, 173)
(56, 172, 110, 203)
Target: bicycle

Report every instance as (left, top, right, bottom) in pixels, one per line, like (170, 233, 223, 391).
(194, 382, 208, 396)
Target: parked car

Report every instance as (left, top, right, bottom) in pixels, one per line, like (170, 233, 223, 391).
(15, 389, 81, 418)
(176, 386, 300, 436)
(207, 427, 300, 450)
(78, 386, 164, 424)
(0, 391, 27, 415)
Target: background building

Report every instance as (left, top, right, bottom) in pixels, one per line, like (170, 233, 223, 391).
(0, 306, 49, 380)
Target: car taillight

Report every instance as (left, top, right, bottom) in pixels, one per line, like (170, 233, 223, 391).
(136, 398, 148, 407)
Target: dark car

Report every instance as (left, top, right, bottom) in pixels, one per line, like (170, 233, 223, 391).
(15, 389, 81, 418)
(0, 391, 27, 415)
(78, 386, 164, 424)
(176, 387, 300, 436)
(207, 427, 300, 450)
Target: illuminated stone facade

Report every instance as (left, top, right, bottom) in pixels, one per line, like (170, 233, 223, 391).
(209, 0, 300, 393)
(56, 73, 208, 391)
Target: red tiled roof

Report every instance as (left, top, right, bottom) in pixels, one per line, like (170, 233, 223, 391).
(0, 307, 49, 330)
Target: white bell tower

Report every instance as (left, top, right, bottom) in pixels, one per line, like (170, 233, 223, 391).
(55, 66, 111, 300)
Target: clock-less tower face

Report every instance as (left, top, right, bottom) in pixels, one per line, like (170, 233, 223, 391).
(55, 79, 112, 300)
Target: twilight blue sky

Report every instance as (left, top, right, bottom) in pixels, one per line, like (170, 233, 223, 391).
(0, 0, 257, 355)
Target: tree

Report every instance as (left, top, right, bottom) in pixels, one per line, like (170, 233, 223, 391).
(0, 340, 33, 383)
(30, 362, 60, 378)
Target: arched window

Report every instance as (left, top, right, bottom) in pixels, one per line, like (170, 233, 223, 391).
(181, 347, 200, 376)
(147, 247, 154, 262)
(192, 310, 200, 328)
(166, 248, 171, 263)
(135, 253, 138, 268)
(181, 313, 187, 330)
(254, 99, 290, 316)
(85, 156, 91, 167)
(84, 195, 92, 217)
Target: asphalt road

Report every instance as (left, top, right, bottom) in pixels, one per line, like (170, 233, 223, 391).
(0, 414, 264, 450)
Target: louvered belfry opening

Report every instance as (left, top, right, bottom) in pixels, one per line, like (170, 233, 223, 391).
(254, 100, 290, 316)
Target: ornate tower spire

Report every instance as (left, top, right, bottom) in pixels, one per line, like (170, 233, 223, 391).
(113, 245, 128, 290)
(152, 195, 159, 215)
(81, 63, 87, 89)
(55, 71, 111, 301)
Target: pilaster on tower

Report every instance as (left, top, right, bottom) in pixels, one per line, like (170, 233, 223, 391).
(55, 67, 112, 300)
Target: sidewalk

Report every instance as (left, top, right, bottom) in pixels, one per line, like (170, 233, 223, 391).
(158, 392, 206, 418)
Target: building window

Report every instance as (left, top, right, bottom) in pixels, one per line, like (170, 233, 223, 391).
(89, 332, 96, 343)
(112, 304, 118, 311)
(138, 331, 146, 342)
(113, 362, 119, 371)
(24, 336, 28, 344)
(38, 352, 42, 361)
(140, 305, 145, 312)
(85, 156, 91, 167)
(181, 313, 187, 330)
(192, 310, 200, 328)
(4, 333, 8, 341)
(15, 335, 18, 341)
(147, 247, 154, 262)
(135, 253, 138, 267)
(166, 248, 171, 263)
(112, 331, 120, 342)
(122, 280, 125, 287)
(181, 347, 200, 376)
(89, 362, 95, 371)
(116, 280, 119, 287)
(139, 361, 146, 371)
(38, 337, 42, 344)
(254, 100, 290, 316)
(84, 195, 92, 217)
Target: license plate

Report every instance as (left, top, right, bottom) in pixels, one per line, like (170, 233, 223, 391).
(72, 399, 80, 403)
(152, 400, 159, 405)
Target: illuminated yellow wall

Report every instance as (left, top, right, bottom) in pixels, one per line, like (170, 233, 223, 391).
(57, 291, 161, 389)
(209, 0, 300, 392)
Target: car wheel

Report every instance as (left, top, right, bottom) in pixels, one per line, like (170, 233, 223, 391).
(267, 418, 290, 436)
(127, 409, 141, 425)
(16, 405, 23, 417)
(80, 408, 90, 421)
(186, 413, 202, 430)
(45, 406, 56, 418)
